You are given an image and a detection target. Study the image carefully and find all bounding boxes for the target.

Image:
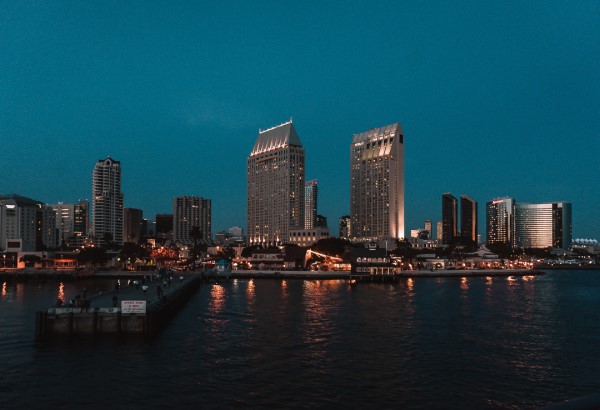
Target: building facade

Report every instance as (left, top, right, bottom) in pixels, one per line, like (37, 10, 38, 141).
(486, 197, 516, 247)
(50, 200, 89, 246)
(350, 123, 404, 242)
(515, 202, 572, 249)
(0, 194, 57, 251)
(436, 220, 443, 242)
(173, 196, 211, 245)
(288, 227, 330, 247)
(442, 193, 458, 245)
(424, 220, 432, 240)
(339, 215, 351, 239)
(304, 179, 318, 229)
(124, 208, 143, 243)
(92, 157, 124, 246)
(460, 195, 478, 245)
(247, 119, 305, 246)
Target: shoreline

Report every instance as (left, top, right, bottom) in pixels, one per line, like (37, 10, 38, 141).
(0, 268, 550, 281)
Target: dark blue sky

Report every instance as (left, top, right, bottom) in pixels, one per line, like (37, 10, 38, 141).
(1, 1, 598, 238)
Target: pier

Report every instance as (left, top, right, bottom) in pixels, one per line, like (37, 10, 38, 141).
(35, 273, 201, 339)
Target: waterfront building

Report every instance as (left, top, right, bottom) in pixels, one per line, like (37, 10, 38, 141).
(460, 195, 478, 246)
(49, 200, 88, 246)
(442, 193, 458, 245)
(247, 119, 305, 246)
(173, 196, 211, 245)
(424, 220, 432, 240)
(436, 221, 443, 242)
(304, 179, 318, 229)
(515, 202, 572, 249)
(350, 122, 404, 241)
(92, 157, 124, 246)
(289, 227, 330, 247)
(486, 197, 516, 246)
(339, 215, 351, 239)
(0, 194, 57, 251)
(124, 208, 143, 243)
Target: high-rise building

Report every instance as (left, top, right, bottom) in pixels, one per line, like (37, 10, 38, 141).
(247, 119, 305, 246)
(0, 194, 57, 251)
(442, 193, 458, 245)
(460, 195, 478, 245)
(515, 202, 572, 249)
(486, 197, 516, 246)
(350, 123, 404, 241)
(304, 179, 318, 229)
(339, 215, 351, 239)
(436, 220, 443, 242)
(50, 200, 89, 246)
(92, 157, 123, 246)
(173, 196, 211, 245)
(124, 208, 143, 243)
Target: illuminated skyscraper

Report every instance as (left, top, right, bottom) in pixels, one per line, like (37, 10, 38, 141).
(304, 179, 318, 229)
(92, 157, 123, 245)
(515, 202, 571, 249)
(460, 195, 478, 245)
(442, 193, 458, 244)
(247, 119, 305, 246)
(350, 123, 404, 241)
(486, 197, 516, 246)
(424, 220, 432, 240)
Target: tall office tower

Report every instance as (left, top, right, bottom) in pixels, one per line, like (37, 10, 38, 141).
(486, 197, 516, 247)
(173, 196, 211, 245)
(92, 157, 123, 246)
(247, 119, 305, 246)
(516, 202, 572, 249)
(436, 221, 443, 242)
(460, 195, 478, 245)
(124, 208, 143, 243)
(441, 193, 458, 245)
(304, 179, 318, 229)
(0, 194, 56, 251)
(339, 215, 351, 239)
(350, 123, 404, 241)
(424, 220, 432, 240)
(50, 200, 89, 246)
(50, 203, 75, 244)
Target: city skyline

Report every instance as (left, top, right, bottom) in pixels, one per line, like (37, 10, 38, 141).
(1, 2, 598, 237)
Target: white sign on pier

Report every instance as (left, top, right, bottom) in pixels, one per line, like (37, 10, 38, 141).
(121, 300, 147, 314)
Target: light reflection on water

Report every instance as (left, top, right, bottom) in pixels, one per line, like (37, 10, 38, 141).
(1, 272, 600, 409)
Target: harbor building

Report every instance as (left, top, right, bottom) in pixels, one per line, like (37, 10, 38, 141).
(441, 193, 458, 245)
(304, 179, 318, 229)
(350, 122, 404, 242)
(173, 196, 211, 245)
(486, 197, 516, 247)
(92, 157, 124, 246)
(515, 202, 572, 249)
(460, 195, 478, 246)
(247, 119, 305, 246)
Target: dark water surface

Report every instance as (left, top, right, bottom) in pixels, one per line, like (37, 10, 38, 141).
(2, 270, 600, 409)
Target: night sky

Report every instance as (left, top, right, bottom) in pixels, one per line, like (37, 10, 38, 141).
(1, 1, 598, 238)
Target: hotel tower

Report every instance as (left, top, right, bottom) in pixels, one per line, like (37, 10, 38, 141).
(92, 157, 123, 245)
(350, 122, 404, 241)
(247, 119, 305, 246)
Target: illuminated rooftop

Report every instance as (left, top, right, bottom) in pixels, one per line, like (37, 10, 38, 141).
(250, 119, 302, 156)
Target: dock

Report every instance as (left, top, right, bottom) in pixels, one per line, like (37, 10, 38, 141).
(35, 273, 201, 339)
